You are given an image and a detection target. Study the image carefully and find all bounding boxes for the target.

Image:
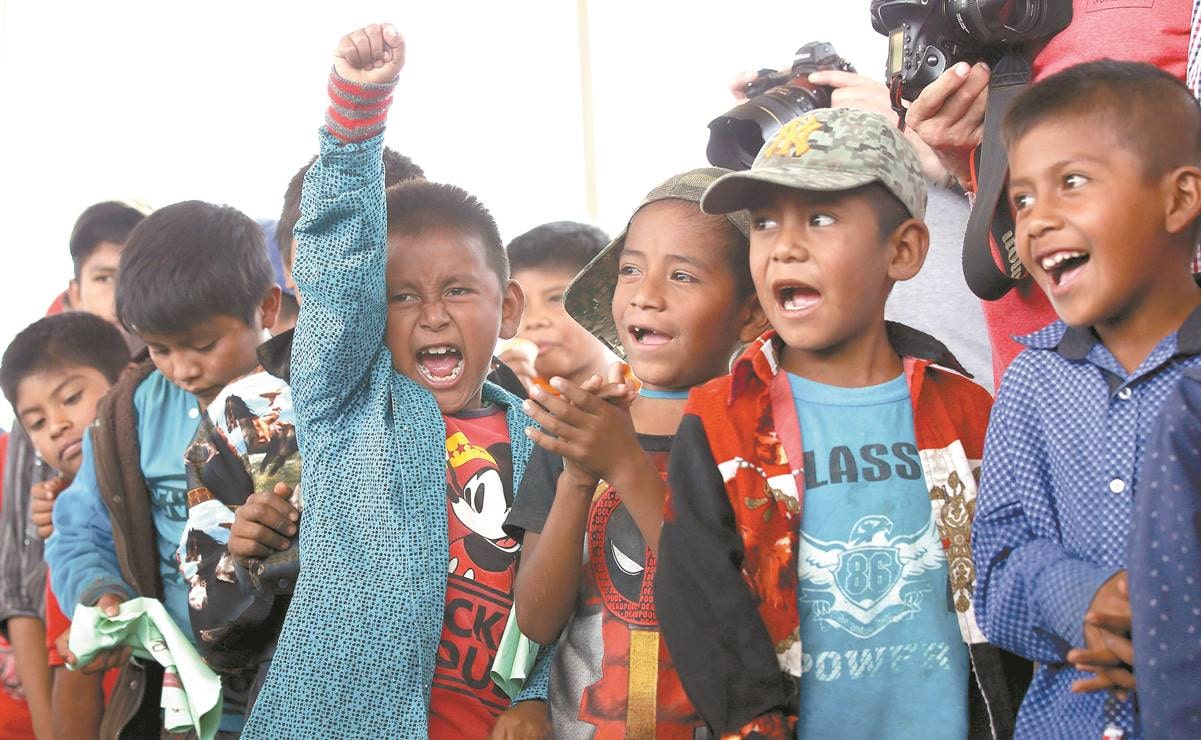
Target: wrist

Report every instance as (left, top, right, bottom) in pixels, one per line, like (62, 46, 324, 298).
(325, 68, 398, 143)
(559, 466, 598, 492)
(605, 447, 657, 494)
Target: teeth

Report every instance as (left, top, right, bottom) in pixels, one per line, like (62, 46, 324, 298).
(423, 345, 456, 356)
(416, 358, 464, 383)
(1040, 251, 1086, 271)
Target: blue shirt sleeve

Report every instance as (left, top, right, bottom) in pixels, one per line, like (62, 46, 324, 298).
(44, 429, 133, 612)
(973, 364, 1120, 663)
(1129, 370, 1201, 734)
(289, 129, 388, 439)
(512, 643, 554, 704)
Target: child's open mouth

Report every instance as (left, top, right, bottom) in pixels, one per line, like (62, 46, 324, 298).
(629, 326, 673, 347)
(776, 283, 821, 314)
(1040, 249, 1089, 290)
(416, 344, 464, 385)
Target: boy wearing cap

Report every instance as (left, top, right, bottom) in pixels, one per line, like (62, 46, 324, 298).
(654, 108, 1026, 739)
(506, 168, 767, 737)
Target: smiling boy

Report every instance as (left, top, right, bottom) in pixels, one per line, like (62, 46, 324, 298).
(972, 60, 1201, 740)
(243, 24, 550, 739)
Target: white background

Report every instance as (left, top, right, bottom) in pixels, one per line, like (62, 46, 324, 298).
(0, 0, 886, 428)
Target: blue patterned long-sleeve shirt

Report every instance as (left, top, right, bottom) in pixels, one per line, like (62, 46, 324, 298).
(242, 128, 548, 738)
(1130, 367, 1201, 737)
(974, 308, 1201, 739)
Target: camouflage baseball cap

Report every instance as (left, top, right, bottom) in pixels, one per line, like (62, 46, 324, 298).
(700, 107, 927, 220)
(563, 167, 750, 358)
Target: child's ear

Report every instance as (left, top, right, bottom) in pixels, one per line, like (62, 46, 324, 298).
(1164, 165, 1201, 237)
(737, 292, 771, 345)
(66, 279, 81, 309)
(258, 286, 282, 332)
(498, 280, 526, 340)
(887, 219, 930, 283)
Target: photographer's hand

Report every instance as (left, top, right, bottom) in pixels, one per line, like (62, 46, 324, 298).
(905, 61, 990, 190)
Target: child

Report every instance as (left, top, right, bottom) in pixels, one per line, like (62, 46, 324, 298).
(65, 201, 149, 329)
(1129, 368, 1201, 735)
(654, 108, 1027, 738)
(0, 199, 146, 738)
(0, 314, 130, 738)
(506, 168, 767, 737)
(501, 221, 611, 392)
(177, 149, 427, 716)
(44, 199, 281, 737)
(243, 24, 550, 738)
(972, 61, 1201, 739)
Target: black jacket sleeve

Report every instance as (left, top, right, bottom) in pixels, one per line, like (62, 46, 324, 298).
(654, 413, 789, 734)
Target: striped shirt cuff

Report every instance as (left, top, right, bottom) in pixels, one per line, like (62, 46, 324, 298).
(325, 68, 398, 143)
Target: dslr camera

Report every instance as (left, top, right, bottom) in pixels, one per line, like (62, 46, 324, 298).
(707, 41, 854, 171)
(871, 0, 1071, 104)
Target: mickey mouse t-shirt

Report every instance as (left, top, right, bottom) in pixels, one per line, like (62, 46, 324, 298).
(429, 406, 518, 739)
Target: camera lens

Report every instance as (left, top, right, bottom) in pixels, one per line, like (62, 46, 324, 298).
(706, 84, 828, 170)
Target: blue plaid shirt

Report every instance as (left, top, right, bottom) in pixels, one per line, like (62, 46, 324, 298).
(1130, 367, 1201, 737)
(974, 307, 1201, 740)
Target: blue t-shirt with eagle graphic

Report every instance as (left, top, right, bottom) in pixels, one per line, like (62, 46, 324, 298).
(789, 373, 967, 740)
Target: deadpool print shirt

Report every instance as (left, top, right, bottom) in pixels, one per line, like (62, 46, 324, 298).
(429, 406, 520, 739)
(506, 435, 707, 739)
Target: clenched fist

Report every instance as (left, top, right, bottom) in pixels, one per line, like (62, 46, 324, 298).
(334, 23, 405, 86)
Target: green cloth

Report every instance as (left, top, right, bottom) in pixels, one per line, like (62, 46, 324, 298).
(69, 597, 223, 740)
(489, 609, 541, 699)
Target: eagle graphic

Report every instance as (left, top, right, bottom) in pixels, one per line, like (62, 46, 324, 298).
(799, 515, 945, 639)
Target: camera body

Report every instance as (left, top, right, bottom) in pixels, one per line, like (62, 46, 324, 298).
(706, 41, 854, 171)
(870, 0, 1071, 102)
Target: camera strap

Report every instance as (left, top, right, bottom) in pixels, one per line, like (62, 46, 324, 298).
(962, 52, 1031, 301)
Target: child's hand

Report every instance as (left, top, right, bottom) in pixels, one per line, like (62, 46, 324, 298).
(333, 23, 405, 86)
(488, 700, 551, 740)
(1068, 571, 1135, 699)
(63, 593, 132, 675)
(524, 375, 638, 485)
(228, 483, 298, 564)
(497, 349, 537, 393)
(30, 477, 69, 539)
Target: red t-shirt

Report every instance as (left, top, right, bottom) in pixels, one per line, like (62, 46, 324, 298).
(985, 0, 1192, 382)
(428, 408, 518, 739)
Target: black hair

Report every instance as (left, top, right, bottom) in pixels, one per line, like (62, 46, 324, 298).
(1003, 60, 1201, 178)
(862, 183, 912, 241)
(385, 180, 509, 284)
(277, 148, 425, 269)
(507, 221, 610, 276)
(1, 313, 130, 408)
(116, 201, 274, 336)
(276, 292, 299, 327)
(68, 201, 147, 278)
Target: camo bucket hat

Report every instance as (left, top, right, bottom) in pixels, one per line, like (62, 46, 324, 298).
(563, 167, 750, 358)
(700, 107, 927, 220)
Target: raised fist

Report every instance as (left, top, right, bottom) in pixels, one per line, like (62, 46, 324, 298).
(333, 23, 405, 86)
